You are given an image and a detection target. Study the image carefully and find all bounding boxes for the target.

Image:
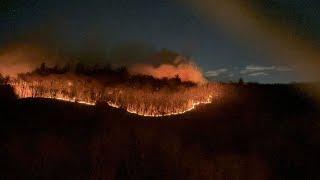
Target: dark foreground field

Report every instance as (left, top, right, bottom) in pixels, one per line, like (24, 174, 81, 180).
(1, 84, 320, 180)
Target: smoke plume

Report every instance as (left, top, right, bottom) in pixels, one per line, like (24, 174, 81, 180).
(129, 56, 207, 84)
(0, 43, 207, 84)
(0, 44, 60, 77)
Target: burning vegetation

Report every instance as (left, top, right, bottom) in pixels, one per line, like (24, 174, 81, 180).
(0, 46, 220, 117)
(8, 62, 220, 117)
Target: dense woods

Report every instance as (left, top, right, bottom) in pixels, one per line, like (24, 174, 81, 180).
(9, 63, 213, 116)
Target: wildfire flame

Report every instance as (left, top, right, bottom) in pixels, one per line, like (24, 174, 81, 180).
(9, 77, 219, 117)
(107, 94, 213, 117)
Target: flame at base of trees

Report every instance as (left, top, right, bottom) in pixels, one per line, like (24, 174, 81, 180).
(9, 75, 220, 117)
(106, 94, 213, 117)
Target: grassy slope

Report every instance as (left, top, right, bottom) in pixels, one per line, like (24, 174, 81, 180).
(0, 84, 319, 180)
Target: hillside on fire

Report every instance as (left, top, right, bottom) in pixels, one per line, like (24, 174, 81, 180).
(3, 0, 320, 179)
(1, 80, 320, 179)
(6, 53, 218, 117)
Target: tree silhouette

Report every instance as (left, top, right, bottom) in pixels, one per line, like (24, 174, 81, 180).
(238, 78, 244, 85)
(0, 73, 9, 85)
(0, 73, 4, 84)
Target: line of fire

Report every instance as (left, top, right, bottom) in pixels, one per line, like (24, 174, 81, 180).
(6, 62, 222, 117)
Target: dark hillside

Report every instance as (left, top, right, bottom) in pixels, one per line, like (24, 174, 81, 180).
(1, 84, 320, 179)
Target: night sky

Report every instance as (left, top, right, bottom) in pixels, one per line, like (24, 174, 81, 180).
(1, 0, 320, 83)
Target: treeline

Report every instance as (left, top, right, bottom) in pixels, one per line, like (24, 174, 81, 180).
(22, 62, 196, 89)
(0, 73, 9, 85)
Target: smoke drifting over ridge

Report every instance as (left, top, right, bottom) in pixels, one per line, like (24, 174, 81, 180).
(0, 43, 207, 84)
(129, 56, 207, 84)
(0, 44, 61, 77)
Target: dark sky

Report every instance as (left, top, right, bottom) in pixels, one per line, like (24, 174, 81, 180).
(1, 0, 320, 83)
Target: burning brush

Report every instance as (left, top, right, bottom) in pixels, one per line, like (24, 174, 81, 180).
(3, 48, 220, 117)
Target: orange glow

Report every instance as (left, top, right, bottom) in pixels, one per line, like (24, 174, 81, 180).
(129, 56, 207, 84)
(9, 76, 220, 117)
(0, 44, 60, 77)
